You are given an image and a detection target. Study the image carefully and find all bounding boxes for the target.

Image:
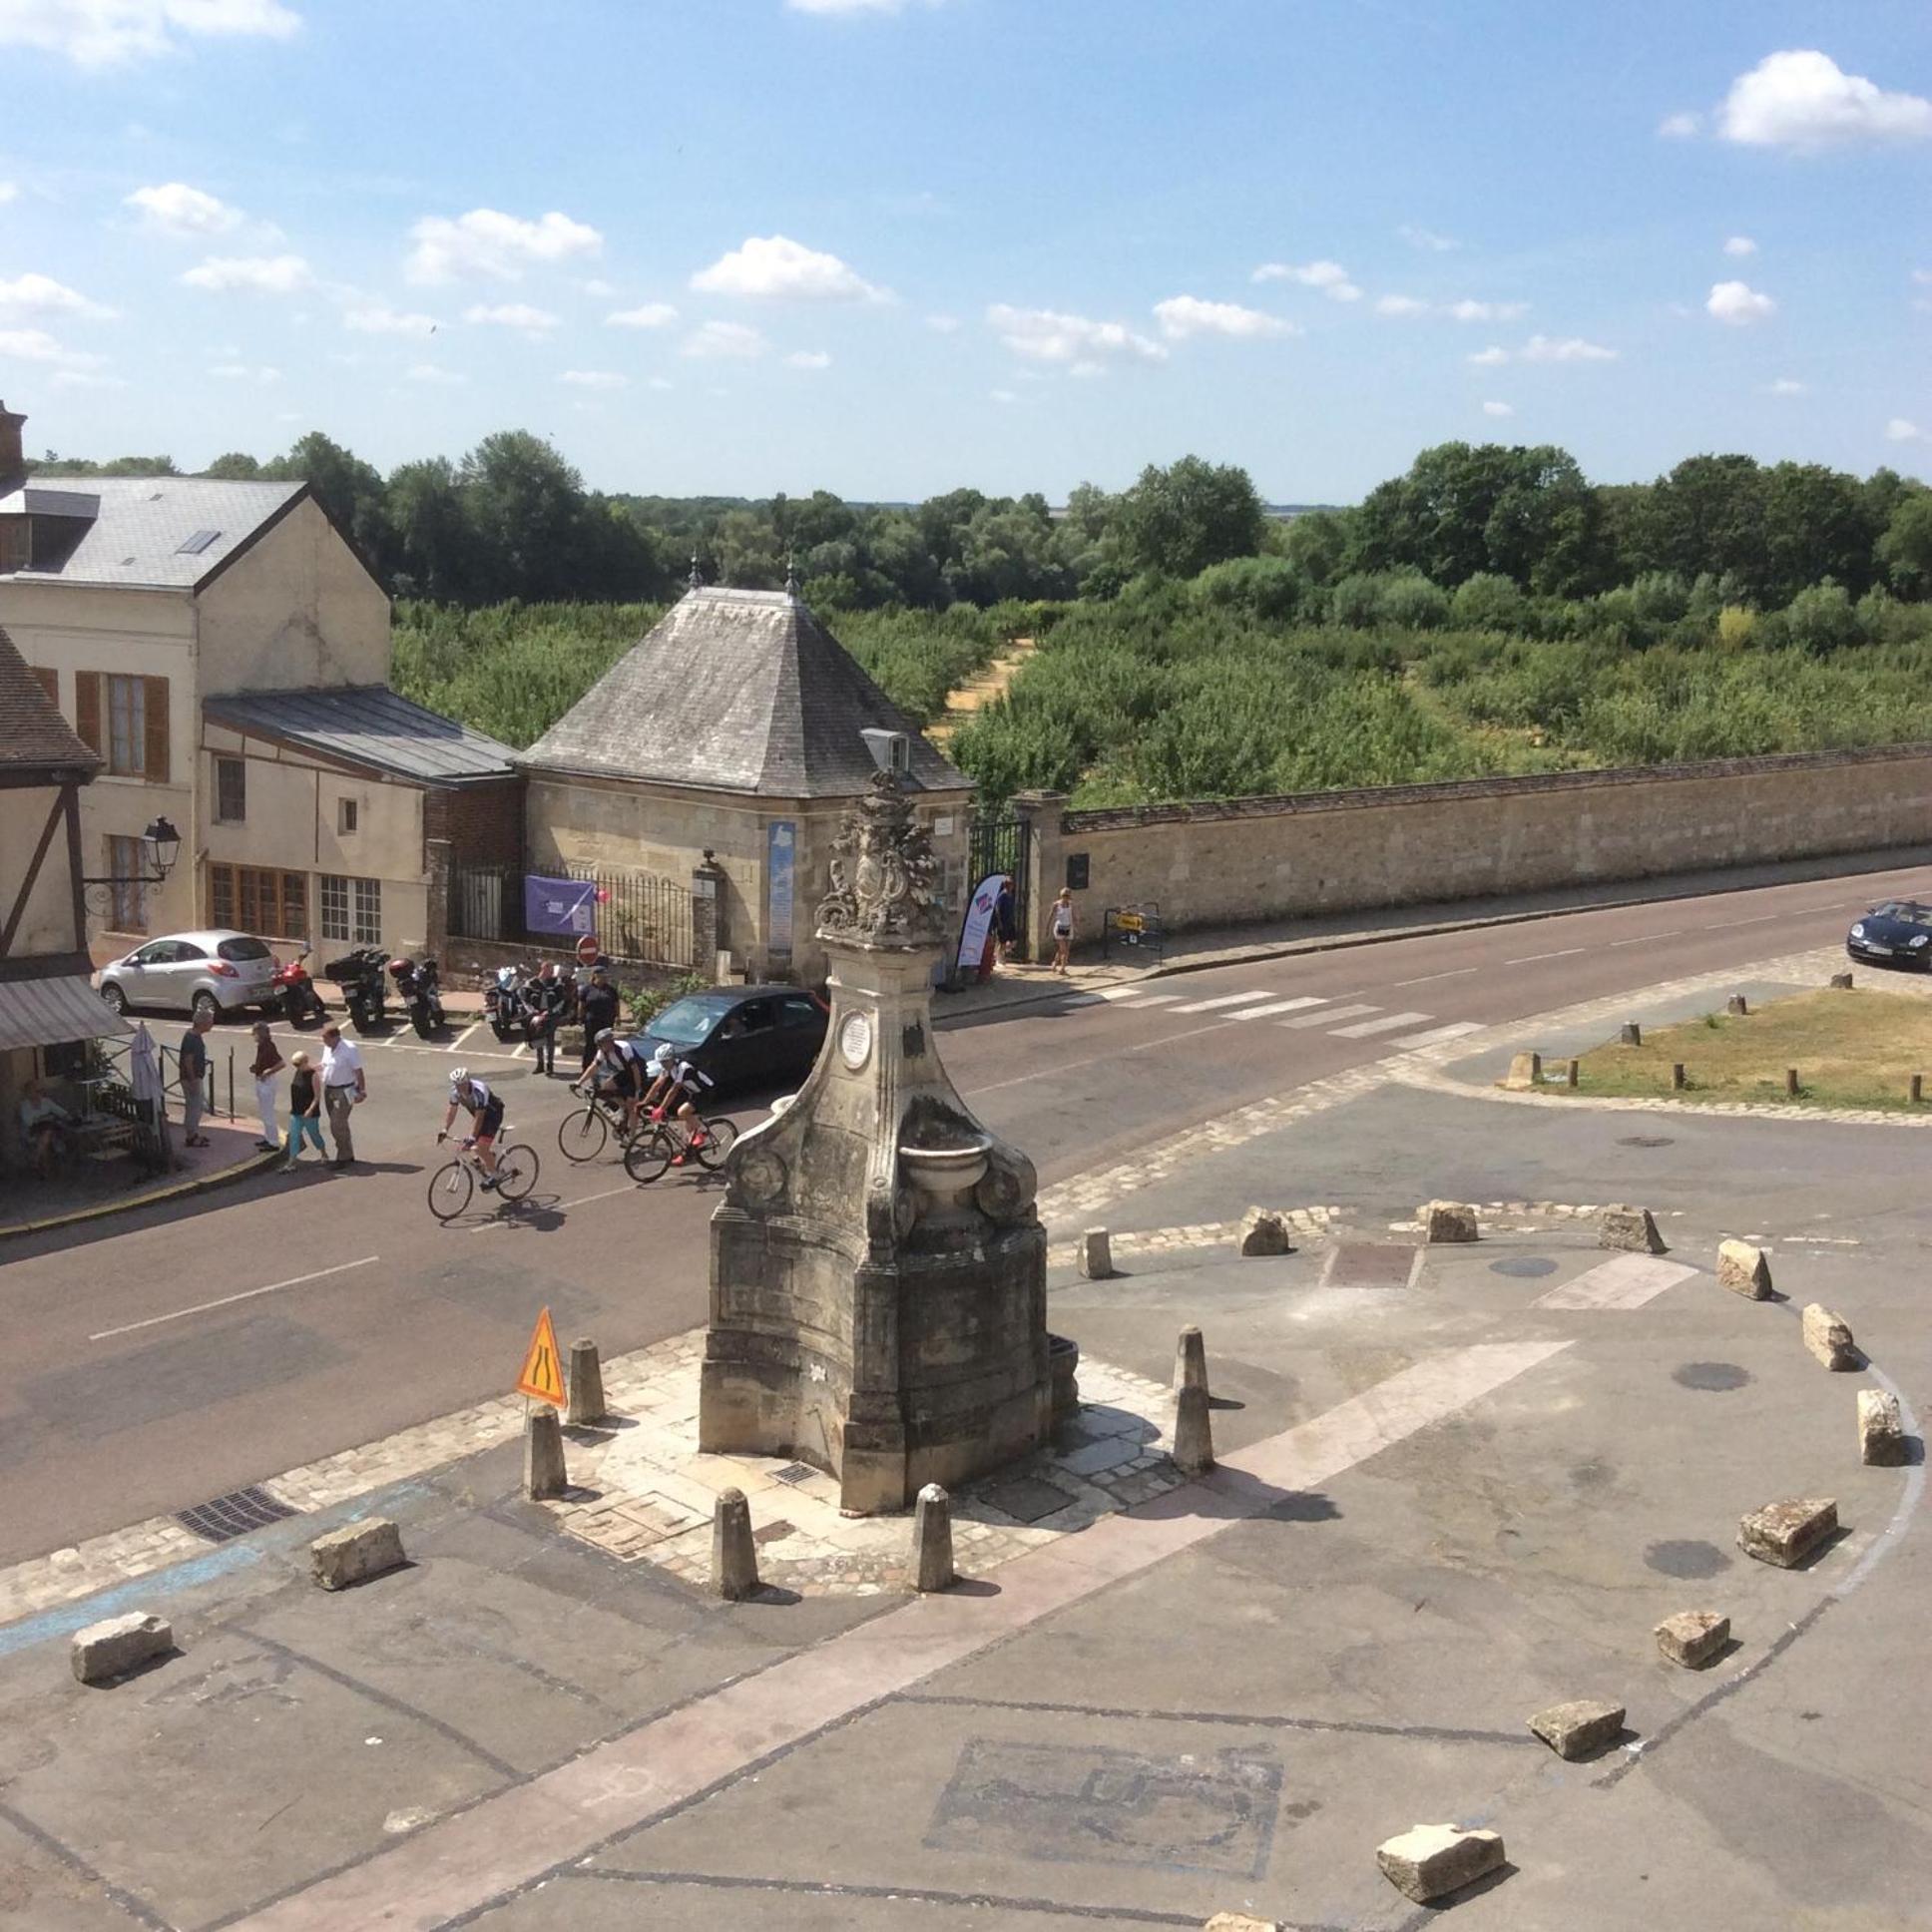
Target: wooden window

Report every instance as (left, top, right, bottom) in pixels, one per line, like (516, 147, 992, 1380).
(105, 833, 148, 933)
(319, 873, 381, 946)
(214, 756, 246, 823)
(86, 673, 171, 780)
(74, 671, 102, 756)
(337, 796, 358, 835)
(209, 863, 306, 938)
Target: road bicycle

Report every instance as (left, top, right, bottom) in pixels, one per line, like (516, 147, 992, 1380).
(556, 1083, 642, 1163)
(427, 1126, 539, 1221)
(622, 1112, 739, 1184)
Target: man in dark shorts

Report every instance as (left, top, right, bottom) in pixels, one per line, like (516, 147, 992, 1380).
(438, 1069, 506, 1189)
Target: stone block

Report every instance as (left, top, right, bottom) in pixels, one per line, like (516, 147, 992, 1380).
(1175, 1324, 1208, 1394)
(309, 1518, 406, 1592)
(713, 1488, 760, 1601)
(912, 1483, 955, 1593)
(525, 1406, 569, 1499)
(1801, 1303, 1856, 1371)
(1600, 1205, 1667, 1254)
(1620, 1022, 1642, 1046)
(1858, 1389, 1907, 1467)
(1716, 1239, 1771, 1299)
(1236, 1208, 1290, 1256)
(1375, 1823, 1506, 1904)
(1421, 1201, 1479, 1243)
(1726, 994, 1749, 1016)
(566, 1337, 607, 1425)
(1504, 1051, 1542, 1091)
(1830, 972, 1853, 990)
(1077, 1227, 1115, 1279)
(1655, 1611, 1729, 1669)
(71, 1612, 172, 1685)
(1738, 1497, 1837, 1569)
(1528, 1697, 1626, 1759)
(1173, 1382, 1214, 1476)
(1205, 1916, 1280, 1931)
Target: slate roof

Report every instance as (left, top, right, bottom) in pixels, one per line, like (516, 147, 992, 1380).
(520, 587, 972, 798)
(204, 686, 519, 785)
(0, 621, 99, 779)
(0, 475, 304, 589)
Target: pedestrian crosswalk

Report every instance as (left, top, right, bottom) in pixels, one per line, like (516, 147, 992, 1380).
(1076, 983, 1487, 1052)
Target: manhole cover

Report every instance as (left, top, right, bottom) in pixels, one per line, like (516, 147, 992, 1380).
(1490, 1256, 1559, 1278)
(982, 1476, 1078, 1525)
(1646, 1539, 1731, 1580)
(175, 1485, 298, 1546)
(770, 1462, 816, 1485)
(1618, 1136, 1676, 1149)
(1674, 1361, 1753, 1392)
(1321, 1243, 1418, 1288)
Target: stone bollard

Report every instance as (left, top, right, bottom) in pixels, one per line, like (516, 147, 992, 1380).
(1672, 1062, 1687, 1092)
(309, 1518, 406, 1591)
(1376, 1823, 1506, 1904)
(1655, 1611, 1729, 1669)
(713, 1487, 760, 1601)
(1857, 1389, 1906, 1466)
(1738, 1496, 1837, 1569)
(1913, 1074, 1924, 1106)
(1726, 994, 1749, 1017)
(1801, 1303, 1856, 1370)
(1173, 1383, 1214, 1477)
(1621, 1022, 1642, 1047)
(1830, 972, 1853, 990)
(1421, 1201, 1479, 1243)
(1566, 1057, 1580, 1089)
(71, 1612, 173, 1685)
(524, 1407, 569, 1500)
(1600, 1205, 1667, 1254)
(1175, 1324, 1209, 1393)
(566, 1337, 608, 1427)
(1504, 1050, 1542, 1091)
(1785, 1067, 1800, 1098)
(912, 1483, 955, 1593)
(1716, 1238, 1772, 1300)
(1236, 1208, 1290, 1256)
(1077, 1228, 1115, 1279)
(1528, 1697, 1626, 1759)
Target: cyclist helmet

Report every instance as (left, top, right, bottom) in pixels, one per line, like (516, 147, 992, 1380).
(449, 1067, 472, 1089)
(595, 1027, 617, 1045)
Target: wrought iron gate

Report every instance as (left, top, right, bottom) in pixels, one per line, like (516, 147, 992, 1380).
(967, 803, 1031, 954)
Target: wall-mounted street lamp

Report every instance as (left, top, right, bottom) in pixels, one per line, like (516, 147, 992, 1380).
(81, 815, 183, 917)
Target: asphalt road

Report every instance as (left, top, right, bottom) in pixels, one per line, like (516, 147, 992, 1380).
(0, 860, 1919, 1566)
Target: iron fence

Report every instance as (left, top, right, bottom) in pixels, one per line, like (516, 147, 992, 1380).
(449, 862, 695, 970)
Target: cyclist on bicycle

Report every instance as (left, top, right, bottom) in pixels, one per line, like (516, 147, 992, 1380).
(577, 1027, 650, 1137)
(643, 1050, 714, 1164)
(438, 1069, 505, 1189)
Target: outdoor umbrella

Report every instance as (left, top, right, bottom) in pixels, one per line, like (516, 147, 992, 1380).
(129, 1022, 171, 1169)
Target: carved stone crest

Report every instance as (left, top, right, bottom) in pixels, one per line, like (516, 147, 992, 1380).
(816, 771, 949, 947)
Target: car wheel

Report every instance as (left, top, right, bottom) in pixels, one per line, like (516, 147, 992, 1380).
(191, 990, 221, 1023)
(100, 982, 129, 1015)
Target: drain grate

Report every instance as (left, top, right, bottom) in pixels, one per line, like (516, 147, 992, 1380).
(1618, 1135, 1676, 1149)
(770, 1462, 816, 1486)
(175, 1485, 299, 1545)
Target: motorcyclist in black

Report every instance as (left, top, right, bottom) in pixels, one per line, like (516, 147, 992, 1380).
(524, 963, 568, 1077)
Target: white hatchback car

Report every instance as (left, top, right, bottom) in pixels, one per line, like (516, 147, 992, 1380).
(98, 930, 279, 1022)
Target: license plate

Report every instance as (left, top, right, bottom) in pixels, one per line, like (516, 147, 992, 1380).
(1863, 942, 1892, 956)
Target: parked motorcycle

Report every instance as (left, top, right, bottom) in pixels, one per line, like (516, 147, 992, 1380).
(388, 955, 446, 1040)
(271, 944, 329, 1027)
(323, 945, 390, 1032)
(482, 963, 527, 1044)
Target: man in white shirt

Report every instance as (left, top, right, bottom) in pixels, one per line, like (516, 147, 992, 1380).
(317, 1023, 367, 1169)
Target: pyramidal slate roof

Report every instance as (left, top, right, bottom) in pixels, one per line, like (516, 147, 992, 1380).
(0, 622, 99, 779)
(521, 587, 972, 798)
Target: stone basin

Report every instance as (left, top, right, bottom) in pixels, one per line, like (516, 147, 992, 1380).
(899, 1138, 991, 1196)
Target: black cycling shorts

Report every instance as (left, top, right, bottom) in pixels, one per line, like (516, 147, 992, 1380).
(477, 1100, 506, 1138)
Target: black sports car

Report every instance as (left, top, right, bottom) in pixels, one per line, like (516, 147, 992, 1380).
(630, 984, 829, 1097)
(1846, 900, 1932, 970)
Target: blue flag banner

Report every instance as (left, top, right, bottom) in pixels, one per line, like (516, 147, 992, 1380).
(524, 874, 598, 937)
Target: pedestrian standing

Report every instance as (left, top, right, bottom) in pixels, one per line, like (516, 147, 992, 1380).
(995, 876, 1017, 965)
(282, 1051, 326, 1168)
(178, 1010, 215, 1147)
(317, 1022, 366, 1169)
(528, 963, 566, 1077)
(579, 967, 620, 1073)
(248, 1021, 285, 1151)
(1050, 887, 1076, 975)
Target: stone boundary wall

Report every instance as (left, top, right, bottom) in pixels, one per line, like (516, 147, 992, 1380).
(1023, 742, 1932, 946)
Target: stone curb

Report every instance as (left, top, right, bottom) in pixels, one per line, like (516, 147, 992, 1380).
(0, 1144, 282, 1242)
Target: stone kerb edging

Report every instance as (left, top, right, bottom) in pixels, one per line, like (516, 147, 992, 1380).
(1058, 1208, 1337, 1268)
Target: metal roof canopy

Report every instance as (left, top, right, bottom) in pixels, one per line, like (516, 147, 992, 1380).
(203, 686, 518, 784)
(0, 974, 132, 1051)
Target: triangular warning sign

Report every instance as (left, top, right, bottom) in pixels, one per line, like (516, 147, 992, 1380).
(516, 1306, 566, 1406)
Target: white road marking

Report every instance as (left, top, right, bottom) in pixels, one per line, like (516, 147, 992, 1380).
(90, 1255, 381, 1341)
(1115, 993, 1185, 1009)
(1506, 945, 1587, 964)
(1707, 912, 1783, 930)
(1168, 990, 1281, 1015)
(1279, 1002, 1379, 1028)
(1533, 1254, 1697, 1310)
(1327, 1009, 1432, 1038)
(1390, 1020, 1486, 1050)
(1609, 930, 1682, 947)
(449, 1022, 482, 1051)
(1223, 997, 1327, 1020)
(1391, 968, 1478, 989)
(1089, 984, 1154, 1002)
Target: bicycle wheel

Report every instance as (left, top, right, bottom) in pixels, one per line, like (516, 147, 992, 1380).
(496, 1144, 538, 1202)
(557, 1105, 608, 1163)
(623, 1125, 674, 1185)
(693, 1115, 739, 1171)
(427, 1159, 473, 1221)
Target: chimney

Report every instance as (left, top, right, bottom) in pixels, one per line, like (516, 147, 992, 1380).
(0, 401, 23, 488)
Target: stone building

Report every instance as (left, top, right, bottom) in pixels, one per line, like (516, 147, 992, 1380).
(520, 580, 973, 983)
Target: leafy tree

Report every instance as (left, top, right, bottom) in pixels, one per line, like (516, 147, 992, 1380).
(1450, 572, 1528, 632)
(201, 451, 263, 480)
(265, 431, 387, 563)
(1111, 456, 1264, 580)
(1877, 493, 1932, 597)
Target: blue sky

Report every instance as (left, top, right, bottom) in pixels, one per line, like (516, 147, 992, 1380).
(1, 0, 1928, 501)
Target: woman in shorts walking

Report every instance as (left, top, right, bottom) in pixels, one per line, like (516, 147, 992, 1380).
(1050, 887, 1076, 975)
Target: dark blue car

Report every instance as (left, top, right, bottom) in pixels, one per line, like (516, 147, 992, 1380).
(1846, 900, 1932, 971)
(631, 984, 829, 1096)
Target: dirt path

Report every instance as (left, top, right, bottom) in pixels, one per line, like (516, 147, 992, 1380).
(928, 635, 1036, 746)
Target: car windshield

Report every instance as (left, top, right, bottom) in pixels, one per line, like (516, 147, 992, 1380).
(218, 937, 273, 961)
(1869, 902, 1932, 928)
(648, 996, 731, 1047)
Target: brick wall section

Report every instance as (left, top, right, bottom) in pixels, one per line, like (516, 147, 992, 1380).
(1045, 742, 1932, 938)
(422, 776, 524, 870)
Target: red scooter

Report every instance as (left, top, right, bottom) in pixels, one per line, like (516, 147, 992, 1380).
(272, 944, 329, 1027)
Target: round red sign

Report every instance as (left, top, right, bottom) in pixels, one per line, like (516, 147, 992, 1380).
(575, 933, 600, 966)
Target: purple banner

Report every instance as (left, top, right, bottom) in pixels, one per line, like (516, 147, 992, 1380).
(523, 874, 597, 937)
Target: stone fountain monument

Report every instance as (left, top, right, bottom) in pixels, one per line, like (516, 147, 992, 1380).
(699, 768, 1053, 1514)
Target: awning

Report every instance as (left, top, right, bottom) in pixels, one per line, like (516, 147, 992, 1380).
(0, 975, 133, 1052)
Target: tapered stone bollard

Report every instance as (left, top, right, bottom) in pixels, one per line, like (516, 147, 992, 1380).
(1621, 1022, 1643, 1047)
(1726, 994, 1749, 1017)
(1078, 1228, 1115, 1279)
(1504, 1051, 1542, 1091)
(1175, 1324, 1208, 1394)
(566, 1337, 607, 1426)
(912, 1483, 955, 1593)
(524, 1407, 569, 1500)
(713, 1487, 760, 1601)
(1174, 1383, 1214, 1476)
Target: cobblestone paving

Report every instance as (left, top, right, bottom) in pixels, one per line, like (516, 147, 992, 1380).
(1057, 1205, 1337, 1267)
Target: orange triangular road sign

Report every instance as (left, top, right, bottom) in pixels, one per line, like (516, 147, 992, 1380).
(516, 1305, 566, 1406)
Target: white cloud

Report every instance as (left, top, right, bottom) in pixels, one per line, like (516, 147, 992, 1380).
(0, 271, 116, 319)
(1482, 399, 1515, 417)
(691, 234, 887, 302)
(1718, 49, 1932, 150)
(0, 326, 104, 368)
(405, 362, 465, 385)
(559, 369, 627, 389)
(986, 302, 1165, 364)
(1467, 344, 1510, 366)
(464, 301, 559, 334)
(343, 303, 439, 337)
(682, 319, 768, 359)
(1153, 294, 1292, 341)
(1252, 258, 1361, 301)
(1398, 225, 1458, 252)
(208, 361, 280, 383)
(784, 348, 833, 368)
(606, 301, 678, 329)
(1770, 377, 1807, 395)
(1379, 294, 1526, 322)
(1469, 334, 1618, 365)
(1723, 235, 1758, 257)
(580, 277, 615, 297)
(1375, 294, 1431, 317)
(125, 181, 243, 238)
(0, 0, 299, 67)
(1706, 279, 1776, 325)
(405, 208, 603, 284)
(1886, 418, 1924, 442)
(51, 369, 127, 389)
(1657, 111, 1702, 139)
(647, 375, 674, 391)
(180, 251, 313, 293)
(925, 312, 961, 332)
(1915, 269, 1932, 286)
(1068, 360, 1105, 379)
(0, 182, 17, 204)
